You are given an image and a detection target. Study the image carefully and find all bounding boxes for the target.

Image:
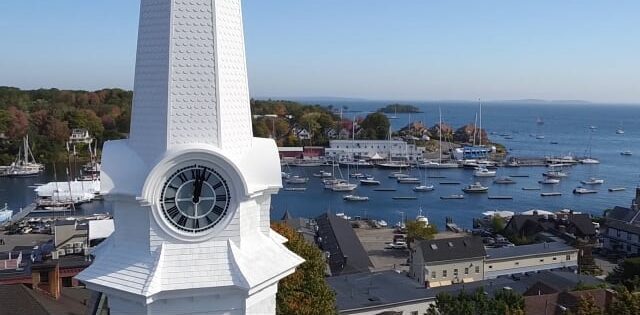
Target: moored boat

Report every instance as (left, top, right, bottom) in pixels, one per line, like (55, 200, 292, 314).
(440, 194, 465, 200)
(331, 182, 358, 192)
(285, 176, 309, 184)
(343, 194, 369, 201)
(359, 178, 381, 185)
(462, 182, 489, 193)
(413, 185, 435, 192)
(473, 167, 496, 177)
(493, 177, 516, 184)
(539, 178, 560, 184)
(580, 177, 604, 185)
(573, 187, 597, 194)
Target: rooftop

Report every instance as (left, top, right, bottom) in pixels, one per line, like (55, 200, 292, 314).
(316, 213, 373, 276)
(486, 242, 577, 261)
(328, 269, 603, 313)
(416, 236, 486, 263)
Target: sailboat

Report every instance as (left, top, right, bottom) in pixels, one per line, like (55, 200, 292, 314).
(413, 168, 434, 192)
(332, 160, 357, 192)
(420, 107, 458, 169)
(616, 122, 625, 135)
(581, 128, 600, 164)
(388, 104, 398, 119)
(0, 135, 44, 177)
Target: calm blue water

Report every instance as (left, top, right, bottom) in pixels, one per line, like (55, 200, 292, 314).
(1, 102, 639, 229)
(271, 101, 640, 229)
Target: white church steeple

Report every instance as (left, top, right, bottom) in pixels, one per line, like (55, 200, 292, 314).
(77, 1, 303, 314)
(129, 0, 253, 163)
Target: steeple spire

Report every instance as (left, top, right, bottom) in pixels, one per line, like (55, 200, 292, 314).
(129, 0, 253, 163)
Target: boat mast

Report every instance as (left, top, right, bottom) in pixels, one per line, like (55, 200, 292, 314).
(473, 112, 478, 146)
(478, 99, 482, 147)
(438, 106, 443, 164)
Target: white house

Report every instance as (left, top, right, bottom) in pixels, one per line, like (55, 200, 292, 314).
(69, 128, 93, 144)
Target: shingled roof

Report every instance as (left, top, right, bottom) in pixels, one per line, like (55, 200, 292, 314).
(315, 213, 372, 276)
(416, 236, 486, 263)
(0, 285, 49, 315)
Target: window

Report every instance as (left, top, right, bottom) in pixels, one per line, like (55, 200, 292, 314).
(453, 269, 458, 276)
(442, 270, 447, 277)
(475, 266, 480, 273)
(553, 257, 557, 261)
(628, 233, 633, 241)
(431, 271, 436, 279)
(566, 255, 571, 260)
(488, 265, 493, 269)
(464, 268, 469, 275)
(539, 259, 544, 262)
(514, 262, 519, 266)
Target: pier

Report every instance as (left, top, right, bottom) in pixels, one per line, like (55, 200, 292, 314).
(6, 203, 36, 224)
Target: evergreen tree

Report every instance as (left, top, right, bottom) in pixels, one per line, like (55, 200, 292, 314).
(272, 223, 336, 315)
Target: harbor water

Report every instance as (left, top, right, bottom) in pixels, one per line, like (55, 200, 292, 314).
(1, 102, 639, 229)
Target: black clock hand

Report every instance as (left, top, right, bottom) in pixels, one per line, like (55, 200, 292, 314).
(193, 177, 203, 203)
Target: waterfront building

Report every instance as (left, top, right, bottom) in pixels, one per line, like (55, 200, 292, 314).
(484, 242, 578, 279)
(75, 1, 303, 314)
(503, 211, 598, 244)
(410, 237, 486, 287)
(602, 188, 640, 255)
(325, 139, 425, 161)
(69, 128, 93, 144)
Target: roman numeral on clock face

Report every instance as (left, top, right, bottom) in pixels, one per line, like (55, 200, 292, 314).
(166, 206, 179, 218)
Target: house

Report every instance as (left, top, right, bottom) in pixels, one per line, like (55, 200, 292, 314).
(484, 242, 578, 279)
(68, 128, 93, 144)
(315, 213, 373, 276)
(410, 237, 486, 287)
(294, 128, 312, 140)
(523, 289, 614, 315)
(602, 187, 640, 256)
(504, 211, 597, 243)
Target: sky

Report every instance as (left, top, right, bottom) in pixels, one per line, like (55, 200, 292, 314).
(0, 1, 638, 103)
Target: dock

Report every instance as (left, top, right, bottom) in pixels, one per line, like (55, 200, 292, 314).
(374, 188, 396, 192)
(488, 196, 513, 200)
(541, 192, 562, 197)
(7, 203, 37, 223)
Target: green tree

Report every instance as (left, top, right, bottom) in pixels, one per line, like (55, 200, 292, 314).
(491, 216, 506, 233)
(607, 257, 640, 291)
(272, 223, 335, 315)
(360, 112, 390, 140)
(607, 287, 640, 315)
(427, 288, 525, 315)
(577, 294, 603, 315)
(405, 220, 437, 248)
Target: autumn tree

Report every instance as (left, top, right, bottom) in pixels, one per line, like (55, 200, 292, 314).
(5, 106, 29, 139)
(606, 286, 640, 315)
(405, 220, 437, 248)
(271, 223, 335, 315)
(577, 294, 603, 315)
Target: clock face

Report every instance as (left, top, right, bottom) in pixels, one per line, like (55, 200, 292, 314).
(159, 164, 231, 233)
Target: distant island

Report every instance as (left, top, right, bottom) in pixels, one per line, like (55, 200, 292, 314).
(377, 104, 422, 114)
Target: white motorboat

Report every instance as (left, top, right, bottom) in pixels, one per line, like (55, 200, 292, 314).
(377, 220, 388, 228)
(616, 129, 625, 135)
(538, 178, 560, 184)
(343, 194, 369, 201)
(462, 182, 489, 193)
(473, 167, 496, 177)
(416, 207, 429, 225)
(413, 185, 435, 192)
(581, 177, 604, 185)
(536, 135, 545, 139)
(621, 151, 632, 156)
(35, 179, 101, 207)
(397, 177, 420, 184)
(285, 176, 309, 184)
(543, 170, 568, 178)
(331, 182, 358, 192)
(359, 178, 381, 185)
(573, 187, 597, 194)
(349, 172, 367, 178)
(580, 158, 600, 164)
(313, 171, 332, 178)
